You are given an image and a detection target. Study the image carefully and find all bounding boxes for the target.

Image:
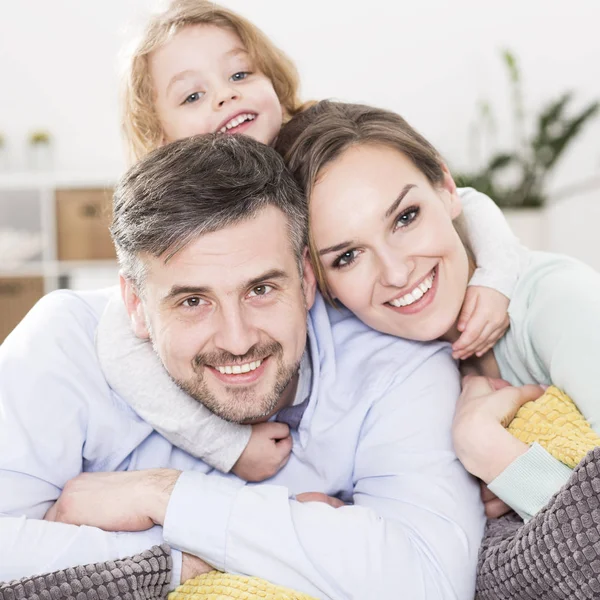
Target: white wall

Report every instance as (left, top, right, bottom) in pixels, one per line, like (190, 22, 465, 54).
(1, 0, 599, 259)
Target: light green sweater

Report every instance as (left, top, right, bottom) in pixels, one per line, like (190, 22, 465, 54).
(488, 250, 600, 521)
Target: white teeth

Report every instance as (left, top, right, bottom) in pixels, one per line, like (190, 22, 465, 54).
(389, 270, 435, 308)
(219, 113, 256, 133)
(215, 359, 262, 375)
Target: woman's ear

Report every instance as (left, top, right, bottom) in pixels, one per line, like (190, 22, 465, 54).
(440, 163, 462, 220)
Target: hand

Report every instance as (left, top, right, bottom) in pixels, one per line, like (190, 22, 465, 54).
(181, 553, 214, 582)
(232, 422, 293, 482)
(44, 469, 180, 530)
(452, 375, 544, 483)
(296, 492, 345, 508)
(452, 286, 510, 360)
(480, 481, 511, 519)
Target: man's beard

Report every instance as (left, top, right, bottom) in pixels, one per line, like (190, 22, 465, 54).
(172, 341, 301, 423)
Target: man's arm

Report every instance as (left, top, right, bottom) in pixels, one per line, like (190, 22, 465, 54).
(164, 348, 484, 599)
(55, 347, 483, 598)
(0, 291, 181, 584)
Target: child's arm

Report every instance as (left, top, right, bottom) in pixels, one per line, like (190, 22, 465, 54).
(452, 188, 526, 360)
(95, 292, 291, 479)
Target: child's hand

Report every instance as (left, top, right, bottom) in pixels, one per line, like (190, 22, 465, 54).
(232, 422, 292, 482)
(452, 286, 510, 360)
(296, 492, 345, 508)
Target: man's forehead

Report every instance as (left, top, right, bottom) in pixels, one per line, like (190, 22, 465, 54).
(143, 209, 299, 296)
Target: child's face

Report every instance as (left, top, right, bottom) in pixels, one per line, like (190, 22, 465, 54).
(150, 24, 283, 146)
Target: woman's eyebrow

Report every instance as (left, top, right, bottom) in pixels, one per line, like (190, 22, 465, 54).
(384, 184, 416, 218)
(319, 240, 354, 256)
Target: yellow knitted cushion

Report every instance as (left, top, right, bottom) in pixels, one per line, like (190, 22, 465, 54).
(169, 571, 318, 600)
(508, 385, 600, 468)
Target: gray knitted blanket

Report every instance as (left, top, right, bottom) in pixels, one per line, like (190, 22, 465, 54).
(476, 446, 600, 599)
(4, 449, 600, 600)
(0, 545, 171, 600)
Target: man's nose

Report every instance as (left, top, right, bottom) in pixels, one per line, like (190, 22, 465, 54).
(212, 305, 260, 357)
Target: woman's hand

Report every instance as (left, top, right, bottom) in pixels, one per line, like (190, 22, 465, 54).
(452, 375, 543, 483)
(452, 286, 510, 360)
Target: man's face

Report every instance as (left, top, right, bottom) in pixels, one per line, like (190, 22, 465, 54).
(123, 206, 316, 424)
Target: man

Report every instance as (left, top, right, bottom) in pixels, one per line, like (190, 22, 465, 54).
(0, 135, 484, 599)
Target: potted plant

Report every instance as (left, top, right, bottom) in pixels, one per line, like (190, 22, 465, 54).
(455, 50, 599, 249)
(28, 129, 53, 171)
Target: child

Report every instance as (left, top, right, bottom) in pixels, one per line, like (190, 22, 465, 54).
(96, 0, 525, 479)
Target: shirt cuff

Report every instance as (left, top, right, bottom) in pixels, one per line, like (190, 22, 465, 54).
(488, 442, 573, 521)
(170, 548, 183, 590)
(468, 267, 516, 300)
(163, 471, 245, 571)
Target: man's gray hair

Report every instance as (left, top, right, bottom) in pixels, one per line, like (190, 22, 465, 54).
(111, 134, 308, 289)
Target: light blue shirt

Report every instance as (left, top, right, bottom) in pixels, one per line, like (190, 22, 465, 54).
(0, 288, 484, 599)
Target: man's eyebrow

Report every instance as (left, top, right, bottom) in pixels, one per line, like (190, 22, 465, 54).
(246, 269, 289, 289)
(385, 184, 416, 218)
(161, 270, 289, 304)
(162, 285, 211, 304)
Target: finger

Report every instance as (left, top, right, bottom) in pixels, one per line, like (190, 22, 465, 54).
(44, 503, 58, 521)
(262, 421, 290, 440)
(480, 483, 496, 503)
(452, 318, 486, 356)
(456, 321, 493, 359)
(484, 497, 511, 519)
(457, 291, 479, 332)
(275, 435, 293, 458)
(461, 375, 495, 397)
(296, 492, 344, 508)
(496, 384, 545, 426)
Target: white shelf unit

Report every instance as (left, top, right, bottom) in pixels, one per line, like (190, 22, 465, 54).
(0, 172, 119, 341)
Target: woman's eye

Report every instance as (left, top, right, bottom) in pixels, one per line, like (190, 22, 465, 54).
(334, 249, 360, 268)
(182, 296, 206, 308)
(395, 207, 419, 229)
(230, 71, 250, 82)
(183, 91, 203, 104)
(248, 284, 273, 298)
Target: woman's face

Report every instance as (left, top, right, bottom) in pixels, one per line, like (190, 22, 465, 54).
(310, 143, 469, 342)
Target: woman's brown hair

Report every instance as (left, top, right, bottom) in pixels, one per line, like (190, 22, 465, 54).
(275, 100, 447, 302)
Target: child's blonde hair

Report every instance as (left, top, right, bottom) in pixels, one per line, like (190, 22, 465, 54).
(122, 0, 304, 162)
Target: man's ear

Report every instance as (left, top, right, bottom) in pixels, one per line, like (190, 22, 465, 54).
(120, 275, 150, 339)
(301, 248, 317, 310)
(440, 163, 462, 220)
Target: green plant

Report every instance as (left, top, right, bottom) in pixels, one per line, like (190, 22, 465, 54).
(29, 130, 51, 145)
(0, 133, 5, 147)
(456, 50, 599, 208)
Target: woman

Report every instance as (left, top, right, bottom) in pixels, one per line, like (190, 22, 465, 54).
(275, 99, 600, 524)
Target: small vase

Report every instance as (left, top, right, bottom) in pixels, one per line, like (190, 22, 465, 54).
(28, 142, 53, 171)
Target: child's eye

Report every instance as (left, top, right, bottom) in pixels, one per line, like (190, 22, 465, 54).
(333, 249, 361, 269)
(183, 91, 204, 105)
(394, 206, 419, 230)
(247, 284, 273, 298)
(230, 71, 251, 82)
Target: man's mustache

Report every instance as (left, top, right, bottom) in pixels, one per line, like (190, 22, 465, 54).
(193, 341, 283, 368)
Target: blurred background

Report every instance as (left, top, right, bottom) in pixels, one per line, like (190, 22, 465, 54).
(0, 0, 599, 341)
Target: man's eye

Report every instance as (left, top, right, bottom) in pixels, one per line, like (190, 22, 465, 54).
(182, 296, 205, 308)
(248, 285, 273, 298)
(183, 91, 203, 104)
(230, 71, 250, 82)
